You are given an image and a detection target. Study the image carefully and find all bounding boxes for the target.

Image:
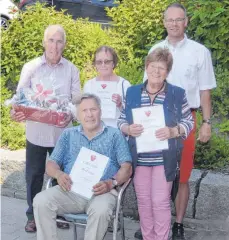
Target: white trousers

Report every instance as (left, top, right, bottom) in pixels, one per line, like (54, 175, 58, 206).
(33, 185, 117, 240)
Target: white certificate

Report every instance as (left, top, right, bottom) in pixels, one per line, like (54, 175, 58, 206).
(70, 147, 109, 199)
(93, 81, 117, 119)
(132, 105, 169, 153)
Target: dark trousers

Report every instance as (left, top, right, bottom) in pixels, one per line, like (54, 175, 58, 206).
(26, 140, 54, 220)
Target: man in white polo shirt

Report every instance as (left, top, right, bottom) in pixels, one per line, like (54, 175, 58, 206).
(135, 3, 216, 240)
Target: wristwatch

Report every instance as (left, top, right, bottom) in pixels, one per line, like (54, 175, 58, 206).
(202, 119, 212, 125)
(111, 177, 118, 189)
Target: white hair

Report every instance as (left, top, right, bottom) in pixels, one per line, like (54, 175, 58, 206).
(43, 25, 66, 43)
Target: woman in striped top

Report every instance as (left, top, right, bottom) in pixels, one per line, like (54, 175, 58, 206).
(118, 48, 194, 240)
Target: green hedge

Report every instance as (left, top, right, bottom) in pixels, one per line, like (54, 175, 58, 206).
(186, 0, 229, 68)
(1, 2, 229, 170)
(107, 0, 229, 170)
(107, 0, 229, 68)
(195, 112, 229, 170)
(0, 3, 141, 149)
(107, 0, 170, 57)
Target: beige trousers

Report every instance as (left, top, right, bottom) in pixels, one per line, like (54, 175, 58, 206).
(33, 185, 117, 240)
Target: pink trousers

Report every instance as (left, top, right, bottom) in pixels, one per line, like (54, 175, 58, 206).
(134, 165, 173, 240)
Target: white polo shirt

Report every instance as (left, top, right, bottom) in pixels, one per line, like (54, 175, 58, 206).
(143, 35, 216, 108)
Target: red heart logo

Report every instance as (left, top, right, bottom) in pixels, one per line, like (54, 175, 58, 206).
(36, 84, 43, 93)
(145, 111, 151, 117)
(91, 155, 96, 161)
(101, 84, 107, 89)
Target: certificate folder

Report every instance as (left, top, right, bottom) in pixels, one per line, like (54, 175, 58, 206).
(93, 81, 117, 119)
(132, 105, 169, 153)
(70, 147, 109, 199)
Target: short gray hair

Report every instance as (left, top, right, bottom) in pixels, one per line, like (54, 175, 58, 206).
(164, 3, 187, 18)
(80, 93, 101, 108)
(145, 47, 173, 73)
(43, 25, 66, 43)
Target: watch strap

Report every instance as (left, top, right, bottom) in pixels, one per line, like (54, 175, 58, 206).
(202, 119, 211, 124)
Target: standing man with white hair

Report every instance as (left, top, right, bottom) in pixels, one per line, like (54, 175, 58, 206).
(133, 3, 216, 240)
(10, 24, 81, 233)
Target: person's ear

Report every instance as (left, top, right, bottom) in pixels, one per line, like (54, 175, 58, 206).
(163, 18, 167, 28)
(184, 17, 188, 28)
(63, 41, 67, 49)
(76, 105, 81, 123)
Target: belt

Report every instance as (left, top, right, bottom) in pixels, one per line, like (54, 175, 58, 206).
(190, 108, 198, 112)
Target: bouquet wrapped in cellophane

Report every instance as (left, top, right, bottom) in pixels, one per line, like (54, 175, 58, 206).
(5, 87, 76, 128)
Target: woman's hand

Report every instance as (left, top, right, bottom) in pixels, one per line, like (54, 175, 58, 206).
(10, 107, 26, 122)
(128, 124, 144, 137)
(112, 94, 122, 108)
(155, 127, 178, 140)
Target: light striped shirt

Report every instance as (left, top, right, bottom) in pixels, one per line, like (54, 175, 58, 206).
(118, 85, 193, 167)
(17, 54, 81, 147)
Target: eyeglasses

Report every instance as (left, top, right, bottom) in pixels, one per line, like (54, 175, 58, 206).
(165, 18, 186, 24)
(95, 60, 113, 66)
(148, 64, 167, 72)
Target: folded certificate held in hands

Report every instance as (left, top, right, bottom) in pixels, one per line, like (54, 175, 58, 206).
(93, 81, 117, 119)
(70, 147, 109, 199)
(132, 105, 169, 153)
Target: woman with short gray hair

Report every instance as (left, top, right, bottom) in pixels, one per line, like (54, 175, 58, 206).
(118, 47, 194, 240)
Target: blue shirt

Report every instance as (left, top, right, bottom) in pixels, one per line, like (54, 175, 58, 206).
(50, 124, 132, 181)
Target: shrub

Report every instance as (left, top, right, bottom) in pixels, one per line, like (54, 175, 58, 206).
(212, 67, 229, 118)
(186, 0, 229, 68)
(107, 0, 229, 170)
(117, 58, 144, 85)
(107, 0, 171, 57)
(107, 0, 229, 68)
(194, 112, 229, 170)
(195, 132, 229, 170)
(211, 66, 229, 135)
(1, 0, 229, 172)
(0, 3, 129, 149)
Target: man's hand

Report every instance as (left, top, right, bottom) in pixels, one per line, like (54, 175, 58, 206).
(58, 114, 73, 128)
(112, 94, 122, 108)
(10, 107, 26, 122)
(56, 171, 72, 192)
(128, 124, 144, 137)
(93, 180, 112, 196)
(198, 123, 211, 143)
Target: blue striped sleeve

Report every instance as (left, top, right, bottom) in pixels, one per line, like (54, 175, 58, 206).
(179, 93, 194, 139)
(117, 107, 129, 130)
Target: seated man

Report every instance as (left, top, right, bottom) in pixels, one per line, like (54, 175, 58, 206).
(33, 93, 132, 240)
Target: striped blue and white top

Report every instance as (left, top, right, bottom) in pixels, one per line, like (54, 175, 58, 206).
(118, 88, 193, 167)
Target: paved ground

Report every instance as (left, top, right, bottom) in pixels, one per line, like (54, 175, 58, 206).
(1, 196, 228, 240)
